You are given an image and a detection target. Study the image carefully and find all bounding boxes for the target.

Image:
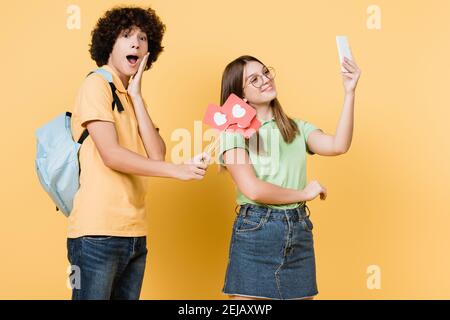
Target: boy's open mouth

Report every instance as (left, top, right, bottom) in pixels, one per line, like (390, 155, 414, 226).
(126, 55, 139, 65)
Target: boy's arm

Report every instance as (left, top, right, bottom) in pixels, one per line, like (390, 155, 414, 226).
(127, 52, 165, 161)
(85, 120, 207, 180)
(131, 95, 166, 161)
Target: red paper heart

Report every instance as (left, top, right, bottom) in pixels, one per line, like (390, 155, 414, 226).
(203, 104, 230, 131)
(221, 94, 256, 128)
(226, 117, 261, 138)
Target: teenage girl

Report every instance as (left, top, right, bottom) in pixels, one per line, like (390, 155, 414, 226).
(218, 55, 360, 300)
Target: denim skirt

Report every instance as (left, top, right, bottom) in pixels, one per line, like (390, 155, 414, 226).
(222, 203, 318, 300)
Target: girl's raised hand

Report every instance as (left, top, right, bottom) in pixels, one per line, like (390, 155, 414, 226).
(341, 57, 361, 94)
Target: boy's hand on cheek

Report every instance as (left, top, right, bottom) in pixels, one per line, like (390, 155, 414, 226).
(128, 52, 150, 99)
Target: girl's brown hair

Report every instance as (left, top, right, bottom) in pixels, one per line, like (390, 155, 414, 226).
(220, 55, 300, 145)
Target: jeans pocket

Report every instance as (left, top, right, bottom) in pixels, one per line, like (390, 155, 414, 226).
(236, 214, 266, 233)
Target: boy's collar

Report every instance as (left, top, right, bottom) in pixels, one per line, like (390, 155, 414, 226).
(101, 65, 128, 94)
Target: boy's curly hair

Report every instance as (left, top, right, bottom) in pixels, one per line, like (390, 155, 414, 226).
(89, 6, 166, 70)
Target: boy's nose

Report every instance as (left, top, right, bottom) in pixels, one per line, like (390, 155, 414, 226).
(131, 37, 140, 49)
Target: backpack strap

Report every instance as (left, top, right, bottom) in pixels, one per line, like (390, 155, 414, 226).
(65, 112, 89, 145)
(75, 69, 125, 144)
(109, 82, 124, 113)
(88, 69, 125, 113)
(78, 129, 89, 144)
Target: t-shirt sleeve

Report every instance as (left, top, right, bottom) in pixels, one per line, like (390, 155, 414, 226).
(76, 74, 115, 127)
(218, 131, 248, 165)
(298, 119, 322, 155)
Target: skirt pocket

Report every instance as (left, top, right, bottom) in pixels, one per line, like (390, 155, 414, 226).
(235, 213, 266, 233)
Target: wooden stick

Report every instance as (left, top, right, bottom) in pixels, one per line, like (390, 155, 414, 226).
(204, 136, 220, 155)
(200, 135, 221, 164)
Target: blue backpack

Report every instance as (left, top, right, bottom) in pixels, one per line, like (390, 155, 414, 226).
(35, 69, 124, 216)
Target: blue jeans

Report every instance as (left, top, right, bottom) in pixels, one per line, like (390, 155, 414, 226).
(67, 236, 147, 300)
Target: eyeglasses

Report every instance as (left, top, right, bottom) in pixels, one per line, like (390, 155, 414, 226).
(244, 66, 276, 89)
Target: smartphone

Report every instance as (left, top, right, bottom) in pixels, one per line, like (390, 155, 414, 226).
(336, 35, 353, 72)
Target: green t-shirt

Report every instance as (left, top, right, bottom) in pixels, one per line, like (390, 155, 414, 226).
(218, 118, 321, 209)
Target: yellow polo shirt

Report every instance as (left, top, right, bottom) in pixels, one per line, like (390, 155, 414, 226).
(68, 65, 149, 238)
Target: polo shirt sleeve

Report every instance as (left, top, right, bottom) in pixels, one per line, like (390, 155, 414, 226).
(76, 74, 115, 128)
(298, 119, 322, 155)
(218, 131, 248, 165)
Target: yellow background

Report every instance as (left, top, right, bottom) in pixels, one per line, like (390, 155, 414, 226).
(0, 0, 449, 299)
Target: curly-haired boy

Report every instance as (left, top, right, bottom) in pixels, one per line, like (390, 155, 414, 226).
(67, 6, 209, 300)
